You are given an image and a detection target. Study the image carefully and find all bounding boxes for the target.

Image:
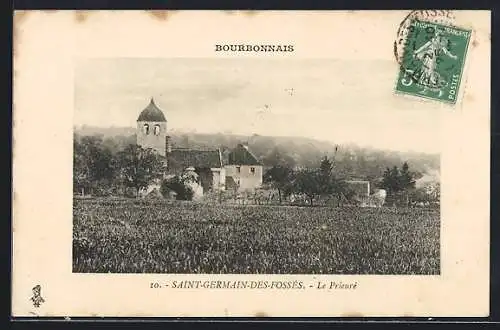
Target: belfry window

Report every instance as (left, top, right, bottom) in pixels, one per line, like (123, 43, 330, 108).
(154, 124, 160, 136)
(143, 124, 150, 135)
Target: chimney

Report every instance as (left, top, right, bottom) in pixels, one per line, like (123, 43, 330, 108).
(165, 135, 172, 153)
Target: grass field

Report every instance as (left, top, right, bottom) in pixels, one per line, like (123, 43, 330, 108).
(73, 199, 440, 274)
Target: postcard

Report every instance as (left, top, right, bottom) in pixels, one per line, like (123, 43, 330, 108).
(12, 10, 490, 317)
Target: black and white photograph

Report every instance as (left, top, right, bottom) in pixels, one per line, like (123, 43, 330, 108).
(72, 58, 441, 275)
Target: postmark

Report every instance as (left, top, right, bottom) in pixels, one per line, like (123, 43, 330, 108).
(394, 12, 472, 103)
(393, 10, 456, 65)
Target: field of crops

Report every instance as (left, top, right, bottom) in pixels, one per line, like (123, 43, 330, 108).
(73, 199, 440, 274)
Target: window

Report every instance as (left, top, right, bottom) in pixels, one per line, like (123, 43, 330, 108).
(143, 124, 150, 135)
(250, 167, 255, 174)
(236, 166, 241, 173)
(153, 124, 160, 135)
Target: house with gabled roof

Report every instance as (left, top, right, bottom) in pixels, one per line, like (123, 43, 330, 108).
(224, 143, 263, 192)
(136, 98, 263, 195)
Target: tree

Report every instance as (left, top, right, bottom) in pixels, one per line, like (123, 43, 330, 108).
(331, 177, 354, 205)
(317, 156, 352, 205)
(73, 140, 90, 196)
(400, 161, 416, 190)
(381, 166, 402, 194)
(390, 166, 401, 192)
(263, 147, 296, 168)
(292, 169, 321, 206)
(318, 156, 334, 196)
(411, 180, 440, 206)
(116, 144, 164, 197)
(73, 135, 116, 196)
(399, 161, 417, 206)
(263, 165, 294, 204)
(381, 162, 418, 206)
(381, 166, 398, 206)
(287, 156, 353, 207)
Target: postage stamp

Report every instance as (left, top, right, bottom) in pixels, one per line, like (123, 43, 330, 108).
(395, 19, 472, 104)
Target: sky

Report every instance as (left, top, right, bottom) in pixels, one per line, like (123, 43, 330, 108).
(74, 58, 443, 154)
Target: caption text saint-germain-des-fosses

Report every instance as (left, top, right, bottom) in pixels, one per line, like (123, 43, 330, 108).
(215, 44, 295, 53)
(151, 280, 358, 290)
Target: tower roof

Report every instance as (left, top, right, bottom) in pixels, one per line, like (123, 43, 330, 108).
(137, 98, 167, 122)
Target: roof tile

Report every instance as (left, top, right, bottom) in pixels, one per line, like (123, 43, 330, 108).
(168, 149, 222, 171)
(228, 144, 261, 165)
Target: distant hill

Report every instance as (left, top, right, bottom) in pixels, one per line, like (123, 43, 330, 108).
(74, 125, 440, 182)
(76, 125, 137, 137)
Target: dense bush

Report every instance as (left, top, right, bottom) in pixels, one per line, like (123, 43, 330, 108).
(160, 176, 194, 201)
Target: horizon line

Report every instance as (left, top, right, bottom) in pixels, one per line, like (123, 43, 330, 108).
(74, 124, 441, 156)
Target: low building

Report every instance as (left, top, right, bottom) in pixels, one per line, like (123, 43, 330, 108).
(224, 144, 263, 192)
(167, 148, 225, 193)
(346, 180, 370, 197)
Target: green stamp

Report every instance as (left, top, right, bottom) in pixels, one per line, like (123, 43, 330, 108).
(395, 20, 472, 104)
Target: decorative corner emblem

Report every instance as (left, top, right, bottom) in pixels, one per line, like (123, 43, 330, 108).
(30, 285, 45, 308)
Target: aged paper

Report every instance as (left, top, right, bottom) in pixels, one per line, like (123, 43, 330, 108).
(12, 10, 490, 317)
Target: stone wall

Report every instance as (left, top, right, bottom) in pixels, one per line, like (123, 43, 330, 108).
(136, 121, 167, 156)
(224, 165, 263, 191)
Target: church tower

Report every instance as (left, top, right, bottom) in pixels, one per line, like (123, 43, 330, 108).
(137, 98, 168, 157)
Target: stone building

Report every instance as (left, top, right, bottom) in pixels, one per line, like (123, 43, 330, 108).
(136, 98, 263, 195)
(224, 144, 263, 192)
(136, 98, 168, 157)
(167, 148, 225, 193)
